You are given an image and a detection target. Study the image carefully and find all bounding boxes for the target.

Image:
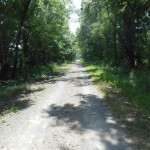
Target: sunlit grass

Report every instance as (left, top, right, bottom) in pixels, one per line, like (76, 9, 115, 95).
(85, 61, 150, 115)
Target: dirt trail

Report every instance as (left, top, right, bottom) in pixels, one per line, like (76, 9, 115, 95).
(0, 62, 132, 150)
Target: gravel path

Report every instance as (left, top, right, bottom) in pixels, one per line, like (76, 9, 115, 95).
(0, 62, 132, 150)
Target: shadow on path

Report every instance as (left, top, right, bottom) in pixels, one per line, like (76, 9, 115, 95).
(43, 93, 130, 150)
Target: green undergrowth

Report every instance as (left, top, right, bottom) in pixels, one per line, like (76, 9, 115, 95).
(26, 61, 70, 81)
(0, 62, 70, 115)
(0, 82, 28, 114)
(85, 61, 150, 149)
(85, 61, 150, 114)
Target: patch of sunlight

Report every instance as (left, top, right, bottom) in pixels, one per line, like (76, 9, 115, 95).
(104, 135, 118, 145)
(106, 116, 116, 125)
(129, 79, 136, 87)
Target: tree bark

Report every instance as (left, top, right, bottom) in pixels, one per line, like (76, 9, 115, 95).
(12, 0, 31, 79)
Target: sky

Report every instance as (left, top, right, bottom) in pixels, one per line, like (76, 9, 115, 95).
(69, 0, 82, 34)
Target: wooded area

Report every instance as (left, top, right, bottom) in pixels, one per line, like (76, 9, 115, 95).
(78, 0, 150, 69)
(0, 0, 75, 80)
(0, 1, 150, 148)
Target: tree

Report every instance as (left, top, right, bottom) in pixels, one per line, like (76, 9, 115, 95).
(78, 0, 150, 68)
(0, 0, 75, 80)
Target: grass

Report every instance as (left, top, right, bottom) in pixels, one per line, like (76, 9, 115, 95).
(0, 82, 29, 114)
(0, 62, 71, 115)
(85, 61, 150, 114)
(84, 61, 150, 149)
(28, 61, 71, 82)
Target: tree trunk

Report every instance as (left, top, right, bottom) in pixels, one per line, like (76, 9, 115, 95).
(113, 17, 117, 64)
(12, 0, 31, 79)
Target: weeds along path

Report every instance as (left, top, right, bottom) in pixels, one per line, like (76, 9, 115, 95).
(0, 62, 132, 150)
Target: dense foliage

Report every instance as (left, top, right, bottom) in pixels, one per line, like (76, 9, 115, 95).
(0, 0, 75, 80)
(78, 0, 150, 69)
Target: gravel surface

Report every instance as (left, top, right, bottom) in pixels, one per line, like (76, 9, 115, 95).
(0, 62, 132, 150)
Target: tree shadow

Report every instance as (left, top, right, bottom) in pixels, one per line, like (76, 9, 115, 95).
(43, 94, 131, 150)
(15, 98, 34, 110)
(51, 65, 93, 87)
(69, 70, 88, 74)
(0, 98, 34, 114)
(68, 75, 93, 87)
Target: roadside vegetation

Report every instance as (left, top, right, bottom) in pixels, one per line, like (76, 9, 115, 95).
(85, 62, 150, 113)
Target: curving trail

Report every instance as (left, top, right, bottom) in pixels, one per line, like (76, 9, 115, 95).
(0, 62, 132, 150)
